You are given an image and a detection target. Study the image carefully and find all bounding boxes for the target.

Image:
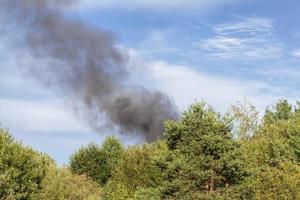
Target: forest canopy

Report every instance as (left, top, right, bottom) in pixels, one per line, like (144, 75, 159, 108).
(1, 100, 300, 200)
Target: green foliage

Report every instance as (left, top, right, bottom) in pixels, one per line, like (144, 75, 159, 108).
(264, 99, 293, 123)
(3, 99, 300, 200)
(38, 165, 102, 200)
(0, 128, 50, 200)
(70, 136, 123, 185)
(256, 100, 300, 163)
(162, 102, 247, 199)
(104, 142, 167, 200)
(235, 100, 300, 199)
(237, 161, 300, 200)
(133, 187, 161, 200)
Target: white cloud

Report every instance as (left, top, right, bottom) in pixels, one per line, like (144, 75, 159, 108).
(195, 16, 282, 60)
(292, 49, 300, 58)
(72, 0, 239, 11)
(155, 64, 285, 113)
(128, 49, 287, 113)
(0, 98, 88, 133)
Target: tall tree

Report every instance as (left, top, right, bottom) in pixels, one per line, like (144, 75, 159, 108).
(70, 136, 123, 185)
(162, 102, 247, 199)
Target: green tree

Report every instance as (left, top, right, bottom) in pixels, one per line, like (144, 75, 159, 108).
(234, 100, 300, 199)
(0, 128, 50, 200)
(257, 100, 300, 163)
(38, 165, 102, 200)
(70, 136, 123, 185)
(263, 99, 293, 123)
(162, 102, 247, 199)
(237, 161, 300, 200)
(104, 142, 167, 200)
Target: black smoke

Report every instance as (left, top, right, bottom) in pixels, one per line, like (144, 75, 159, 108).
(0, 0, 179, 141)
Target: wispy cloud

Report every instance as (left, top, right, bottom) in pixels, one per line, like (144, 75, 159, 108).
(214, 16, 273, 36)
(195, 16, 282, 60)
(72, 0, 240, 11)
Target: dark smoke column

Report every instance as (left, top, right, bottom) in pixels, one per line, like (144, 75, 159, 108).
(0, 0, 179, 141)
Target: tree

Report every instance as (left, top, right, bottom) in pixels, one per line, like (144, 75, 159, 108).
(263, 99, 293, 123)
(258, 100, 300, 163)
(38, 165, 102, 200)
(229, 100, 259, 140)
(70, 136, 123, 185)
(234, 100, 300, 199)
(104, 142, 167, 200)
(0, 128, 50, 200)
(237, 161, 300, 200)
(161, 102, 247, 199)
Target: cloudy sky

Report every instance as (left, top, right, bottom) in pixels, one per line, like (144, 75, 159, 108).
(1, 0, 300, 164)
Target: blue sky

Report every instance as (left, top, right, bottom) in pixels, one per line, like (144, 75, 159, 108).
(1, 0, 300, 164)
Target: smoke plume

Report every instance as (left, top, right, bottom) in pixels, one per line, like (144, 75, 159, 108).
(0, 0, 179, 141)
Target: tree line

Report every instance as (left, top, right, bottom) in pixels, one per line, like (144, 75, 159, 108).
(1, 100, 300, 199)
